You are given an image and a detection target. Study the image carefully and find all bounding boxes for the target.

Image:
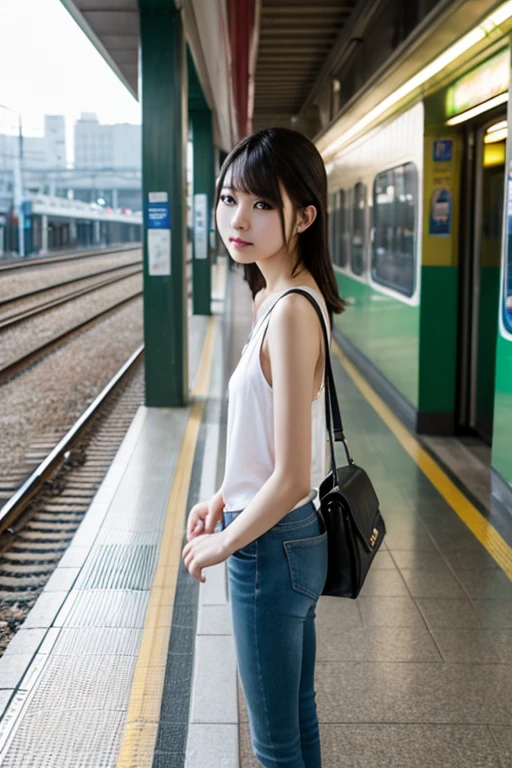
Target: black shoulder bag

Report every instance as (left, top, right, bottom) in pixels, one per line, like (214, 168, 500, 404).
(285, 289, 387, 599)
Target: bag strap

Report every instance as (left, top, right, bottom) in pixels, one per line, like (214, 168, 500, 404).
(273, 288, 355, 480)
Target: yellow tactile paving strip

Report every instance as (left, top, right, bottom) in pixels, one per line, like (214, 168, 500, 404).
(115, 316, 216, 768)
(333, 343, 512, 580)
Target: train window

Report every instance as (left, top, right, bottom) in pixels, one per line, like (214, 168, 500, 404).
(371, 163, 418, 297)
(351, 182, 366, 275)
(334, 189, 349, 268)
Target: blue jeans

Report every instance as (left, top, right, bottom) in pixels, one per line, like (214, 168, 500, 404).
(223, 500, 328, 767)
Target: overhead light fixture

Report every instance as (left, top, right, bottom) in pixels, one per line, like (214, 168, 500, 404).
(489, 0, 512, 26)
(487, 120, 508, 133)
(446, 92, 509, 125)
(321, 0, 512, 158)
(484, 127, 508, 142)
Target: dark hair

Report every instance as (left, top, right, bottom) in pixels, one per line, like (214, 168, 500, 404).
(214, 127, 345, 322)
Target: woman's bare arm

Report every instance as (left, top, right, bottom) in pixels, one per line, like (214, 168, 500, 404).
(222, 294, 320, 552)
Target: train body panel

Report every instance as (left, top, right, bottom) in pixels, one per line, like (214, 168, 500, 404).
(329, 103, 424, 409)
(335, 274, 420, 409)
(493, 333, 512, 482)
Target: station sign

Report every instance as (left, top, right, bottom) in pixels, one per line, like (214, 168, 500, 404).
(193, 193, 208, 260)
(147, 191, 171, 276)
(446, 48, 510, 119)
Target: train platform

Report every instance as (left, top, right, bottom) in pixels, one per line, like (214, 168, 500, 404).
(0, 262, 511, 768)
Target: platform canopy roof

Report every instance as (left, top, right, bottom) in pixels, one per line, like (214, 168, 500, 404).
(252, 0, 361, 132)
(60, 0, 379, 148)
(60, 0, 512, 153)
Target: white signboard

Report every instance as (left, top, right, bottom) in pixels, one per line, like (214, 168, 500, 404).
(148, 229, 171, 276)
(147, 191, 171, 276)
(194, 193, 208, 260)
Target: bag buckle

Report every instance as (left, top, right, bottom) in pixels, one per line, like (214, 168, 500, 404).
(369, 528, 379, 548)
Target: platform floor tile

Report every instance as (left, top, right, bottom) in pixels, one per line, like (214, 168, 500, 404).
(51, 626, 143, 656)
(0, 691, 13, 721)
(55, 588, 150, 628)
(186, 724, 238, 768)
(314, 661, 512, 725)
(317, 723, 507, 768)
(74, 543, 158, 590)
(240, 720, 510, 767)
(1, 708, 126, 767)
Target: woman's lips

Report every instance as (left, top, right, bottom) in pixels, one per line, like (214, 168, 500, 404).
(230, 238, 253, 248)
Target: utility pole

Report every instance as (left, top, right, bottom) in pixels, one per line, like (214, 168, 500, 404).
(17, 114, 24, 257)
(11, 111, 24, 256)
(0, 104, 24, 257)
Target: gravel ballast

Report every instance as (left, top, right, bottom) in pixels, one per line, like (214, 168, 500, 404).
(0, 298, 143, 477)
(0, 248, 142, 302)
(0, 273, 142, 368)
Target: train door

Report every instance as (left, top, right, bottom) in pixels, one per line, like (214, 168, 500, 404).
(458, 110, 506, 444)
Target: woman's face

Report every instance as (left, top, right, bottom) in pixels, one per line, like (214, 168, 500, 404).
(216, 171, 296, 265)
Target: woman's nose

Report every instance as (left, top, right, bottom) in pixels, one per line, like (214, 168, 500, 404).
(231, 206, 249, 230)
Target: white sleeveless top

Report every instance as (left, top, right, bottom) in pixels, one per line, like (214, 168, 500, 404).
(221, 285, 331, 513)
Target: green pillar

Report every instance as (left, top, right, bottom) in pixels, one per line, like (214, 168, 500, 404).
(188, 49, 215, 316)
(139, 2, 188, 406)
(190, 109, 214, 315)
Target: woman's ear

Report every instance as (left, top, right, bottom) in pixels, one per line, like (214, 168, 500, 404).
(296, 205, 317, 233)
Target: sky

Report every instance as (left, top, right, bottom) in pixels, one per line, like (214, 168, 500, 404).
(0, 0, 141, 164)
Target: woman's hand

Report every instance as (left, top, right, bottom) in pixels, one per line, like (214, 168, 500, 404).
(182, 531, 232, 583)
(186, 490, 225, 541)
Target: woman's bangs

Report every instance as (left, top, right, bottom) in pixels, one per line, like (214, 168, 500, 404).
(227, 144, 282, 206)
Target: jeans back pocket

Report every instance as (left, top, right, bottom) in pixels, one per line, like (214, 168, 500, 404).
(283, 531, 328, 601)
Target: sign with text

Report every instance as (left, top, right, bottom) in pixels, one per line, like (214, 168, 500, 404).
(147, 191, 171, 276)
(446, 49, 510, 119)
(193, 193, 208, 260)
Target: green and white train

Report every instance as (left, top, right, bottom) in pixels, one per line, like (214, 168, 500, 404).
(321, 21, 512, 508)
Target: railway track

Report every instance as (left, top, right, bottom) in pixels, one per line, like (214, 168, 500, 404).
(0, 349, 144, 655)
(0, 263, 142, 330)
(0, 244, 141, 273)
(0, 289, 142, 386)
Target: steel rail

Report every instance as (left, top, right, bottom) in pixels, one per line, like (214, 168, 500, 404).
(0, 345, 144, 536)
(0, 267, 142, 330)
(0, 258, 142, 309)
(0, 244, 141, 273)
(0, 290, 142, 386)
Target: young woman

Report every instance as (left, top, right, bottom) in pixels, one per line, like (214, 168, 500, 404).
(182, 127, 344, 767)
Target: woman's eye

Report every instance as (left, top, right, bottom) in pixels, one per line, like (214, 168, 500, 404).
(220, 194, 235, 205)
(255, 201, 272, 210)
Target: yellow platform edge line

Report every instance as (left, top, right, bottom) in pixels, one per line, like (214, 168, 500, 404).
(116, 315, 216, 768)
(332, 342, 512, 580)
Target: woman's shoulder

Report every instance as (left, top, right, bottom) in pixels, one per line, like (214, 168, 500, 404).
(268, 291, 325, 342)
(278, 284, 328, 325)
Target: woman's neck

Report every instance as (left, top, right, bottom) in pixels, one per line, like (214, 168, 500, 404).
(263, 271, 316, 295)
(255, 248, 308, 294)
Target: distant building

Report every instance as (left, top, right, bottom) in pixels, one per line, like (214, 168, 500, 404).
(22, 136, 48, 170)
(0, 115, 67, 172)
(74, 113, 141, 170)
(0, 113, 142, 218)
(45, 116, 66, 168)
